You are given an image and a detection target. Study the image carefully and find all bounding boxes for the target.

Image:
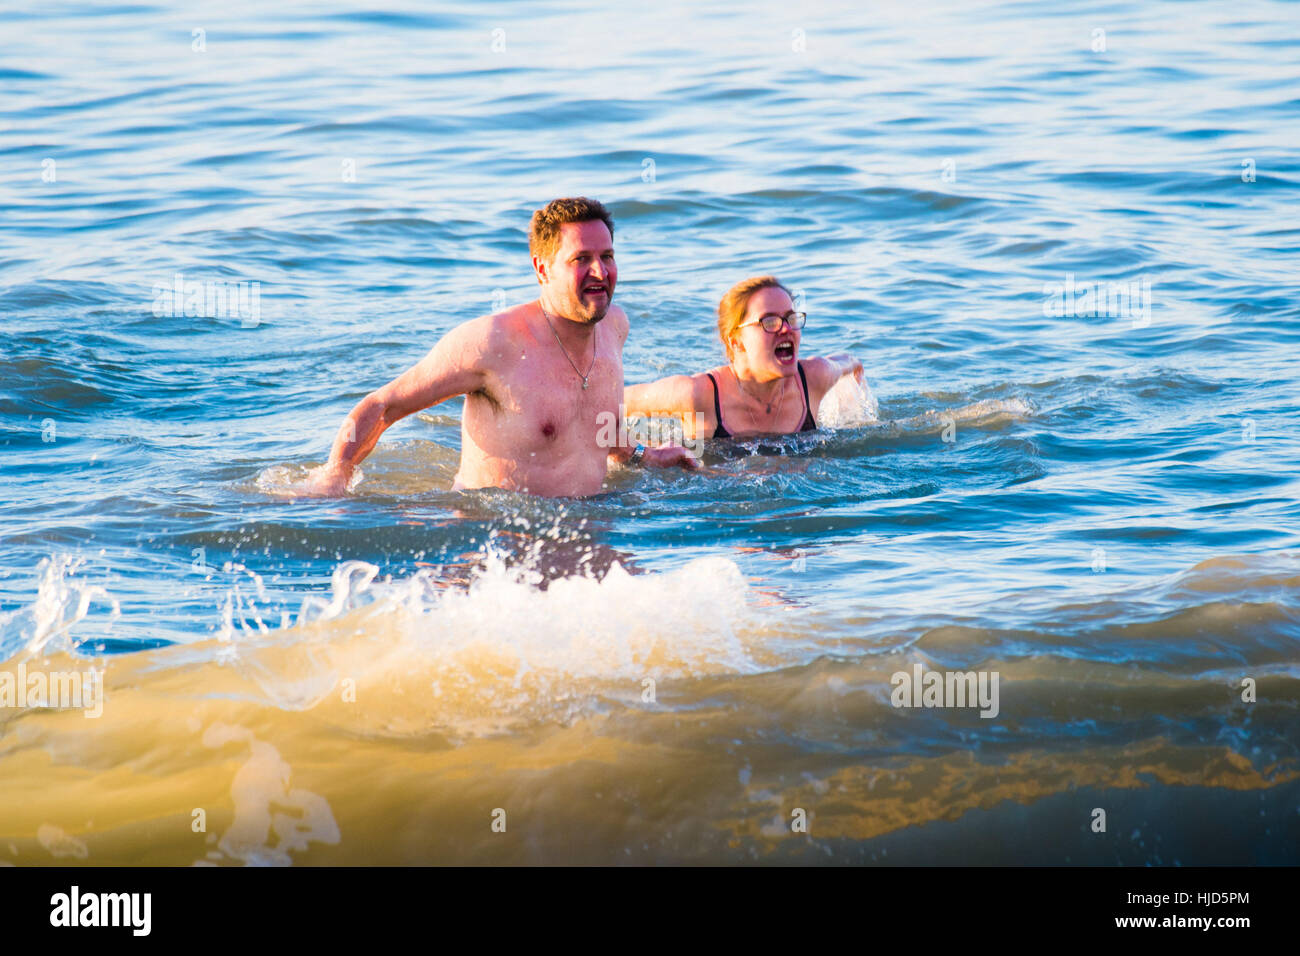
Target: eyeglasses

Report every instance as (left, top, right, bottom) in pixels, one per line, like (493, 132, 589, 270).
(739, 311, 807, 333)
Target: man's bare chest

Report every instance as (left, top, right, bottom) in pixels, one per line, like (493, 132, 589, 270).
(472, 346, 623, 448)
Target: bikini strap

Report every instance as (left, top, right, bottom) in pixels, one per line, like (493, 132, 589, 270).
(796, 361, 816, 428)
(705, 372, 726, 434)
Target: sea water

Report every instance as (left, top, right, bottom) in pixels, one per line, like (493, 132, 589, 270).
(1, 0, 1297, 864)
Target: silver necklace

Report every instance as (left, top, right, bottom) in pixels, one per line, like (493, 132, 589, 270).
(541, 306, 596, 390)
(733, 367, 788, 432)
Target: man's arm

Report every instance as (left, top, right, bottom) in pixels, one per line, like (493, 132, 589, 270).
(607, 436, 702, 471)
(302, 320, 490, 495)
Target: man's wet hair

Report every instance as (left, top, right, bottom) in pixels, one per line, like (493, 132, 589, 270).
(528, 197, 615, 263)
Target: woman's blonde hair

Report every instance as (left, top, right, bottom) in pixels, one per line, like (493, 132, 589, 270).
(717, 275, 792, 360)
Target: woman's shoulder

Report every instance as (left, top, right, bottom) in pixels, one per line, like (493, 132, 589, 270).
(671, 367, 732, 414)
(697, 365, 730, 383)
(798, 355, 839, 393)
(666, 367, 729, 391)
(687, 367, 730, 402)
(694, 366, 735, 398)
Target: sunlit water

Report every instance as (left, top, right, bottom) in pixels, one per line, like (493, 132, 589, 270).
(1, 0, 1298, 864)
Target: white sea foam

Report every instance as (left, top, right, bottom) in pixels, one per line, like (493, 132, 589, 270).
(200, 722, 340, 866)
(36, 823, 89, 860)
(214, 547, 772, 735)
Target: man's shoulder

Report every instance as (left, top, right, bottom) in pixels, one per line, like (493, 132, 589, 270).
(605, 303, 630, 342)
(447, 304, 532, 348)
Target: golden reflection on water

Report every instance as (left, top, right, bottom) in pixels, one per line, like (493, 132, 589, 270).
(2, 629, 1294, 865)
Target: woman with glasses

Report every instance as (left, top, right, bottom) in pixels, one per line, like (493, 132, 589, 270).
(624, 275, 863, 440)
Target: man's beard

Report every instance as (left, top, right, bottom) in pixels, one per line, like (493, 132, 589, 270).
(564, 288, 612, 323)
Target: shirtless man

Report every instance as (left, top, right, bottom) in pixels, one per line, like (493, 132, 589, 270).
(301, 197, 696, 498)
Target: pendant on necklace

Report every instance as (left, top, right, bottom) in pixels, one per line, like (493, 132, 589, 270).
(582, 379, 589, 390)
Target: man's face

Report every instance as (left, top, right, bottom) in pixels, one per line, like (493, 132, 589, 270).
(536, 220, 617, 323)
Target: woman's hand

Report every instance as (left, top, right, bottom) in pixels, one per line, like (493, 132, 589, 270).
(826, 352, 864, 383)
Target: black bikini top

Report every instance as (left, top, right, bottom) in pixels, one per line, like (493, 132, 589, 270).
(705, 362, 817, 439)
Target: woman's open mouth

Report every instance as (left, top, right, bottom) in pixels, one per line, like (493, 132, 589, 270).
(774, 340, 796, 364)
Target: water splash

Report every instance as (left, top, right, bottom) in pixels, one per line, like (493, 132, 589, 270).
(818, 375, 880, 427)
(205, 544, 769, 736)
(253, 463, 365, 497)
(0, 556, 120, 663)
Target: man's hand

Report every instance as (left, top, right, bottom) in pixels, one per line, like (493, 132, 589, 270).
(297, 463, 353, 497)
(642, 444, 702, 471)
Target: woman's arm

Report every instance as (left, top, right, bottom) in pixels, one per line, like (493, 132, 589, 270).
(623, 374, 700, 420)
(624, 373, 714, 444)
(803, 353, 864, 408)
(824, 352, 864, 383)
